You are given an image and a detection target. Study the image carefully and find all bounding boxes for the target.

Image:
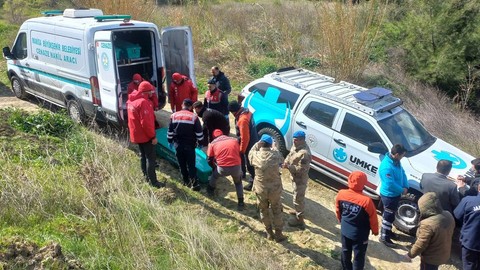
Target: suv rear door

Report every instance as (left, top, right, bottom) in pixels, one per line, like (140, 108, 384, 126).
(293, 97, 342, 174)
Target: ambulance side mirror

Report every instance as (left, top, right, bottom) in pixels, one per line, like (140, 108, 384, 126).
(368, 142, 388, 154)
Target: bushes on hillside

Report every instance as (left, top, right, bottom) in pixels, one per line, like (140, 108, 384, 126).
(380, 0, 480, 110)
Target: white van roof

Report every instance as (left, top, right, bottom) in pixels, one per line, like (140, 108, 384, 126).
(24, 9, 156, 31)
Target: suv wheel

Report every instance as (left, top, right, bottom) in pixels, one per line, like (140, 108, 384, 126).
(11, 76, 27, 99)
(394, 192, 420, 235)
(258, 126, 288, 156)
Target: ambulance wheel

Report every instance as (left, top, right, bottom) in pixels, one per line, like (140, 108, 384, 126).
(11, 76, 27, 99)
(67, 99, 86, 124)
(394, 192, 420, 235)
(258, 126, 287, 156)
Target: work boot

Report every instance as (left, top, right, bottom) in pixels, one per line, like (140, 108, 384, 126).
(266, 227, 275, 241)
(152, 181, 165, 189)
(243, 182, 253, 191)
(274, 230, 287, 243)
(380, 228, 396, 248)
(207, 185, 215, 197)
(182, 177, 191, 187)
(237, 200, 245, 211)
(388, 230, 398, 240)
(379, 237, 396, 248)
(288, 216, 306, 230)
(190, 178, 201, 192)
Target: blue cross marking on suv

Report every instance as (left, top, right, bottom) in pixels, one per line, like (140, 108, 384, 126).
(431, 150, 467, 169)
(245, 87, 291, 134)
(333, 147, 348, 163)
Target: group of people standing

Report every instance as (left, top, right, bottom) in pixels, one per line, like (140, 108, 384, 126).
(165, 66, 314, 242)
(125, 68, 479, 270)
(336, 143, 480, 270)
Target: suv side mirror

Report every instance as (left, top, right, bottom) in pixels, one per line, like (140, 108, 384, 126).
(3, 46, 14, 59)
(368, 142, 388, 154)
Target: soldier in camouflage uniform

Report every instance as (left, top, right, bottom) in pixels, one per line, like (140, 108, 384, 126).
(249, 134, 287, 242)
(283, 131, 312, 230)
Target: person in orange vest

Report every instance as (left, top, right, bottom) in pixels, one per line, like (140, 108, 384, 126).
(335, 171, 379, 270)
(169, 73, 198, 113)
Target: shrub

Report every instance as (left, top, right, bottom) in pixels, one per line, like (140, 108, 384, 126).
(8, 109, 76, 138)
(246, 59, 277, 78)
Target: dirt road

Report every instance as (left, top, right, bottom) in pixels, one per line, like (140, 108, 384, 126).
(0, 90, 462, 269)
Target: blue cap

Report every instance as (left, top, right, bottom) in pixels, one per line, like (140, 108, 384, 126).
(293, 130, 306, 138)
(260, 134, 273, 144)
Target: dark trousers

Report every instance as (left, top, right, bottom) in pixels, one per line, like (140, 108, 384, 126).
(138, 141, 158, 185)
(380, 195, 400, 240)
(462, 246, 480, 270)
(341, 234, 368, 270)
(175, 144, 196, 184)
(240, 146, 255, 180)
(420, 260, 438, 270)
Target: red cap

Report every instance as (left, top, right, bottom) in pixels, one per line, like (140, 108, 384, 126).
(212, 129, 223, 138)
(138, 81, 154, 93)
(172, 73, 182, 81)
(132, 73, 142, 81)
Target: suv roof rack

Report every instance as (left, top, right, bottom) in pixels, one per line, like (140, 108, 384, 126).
(269, 68, 403, 116)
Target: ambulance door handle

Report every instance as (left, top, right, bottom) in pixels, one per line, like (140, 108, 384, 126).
(334, 138, 346, 147)
(296, 121, 307, 129)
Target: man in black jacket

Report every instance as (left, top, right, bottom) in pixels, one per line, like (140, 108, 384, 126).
(192, 101, 230, 146)
(210, 66, 232, 95)
(167, 99, 204, 190)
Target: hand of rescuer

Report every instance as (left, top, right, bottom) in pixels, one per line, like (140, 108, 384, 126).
(152, 138, 158, 145)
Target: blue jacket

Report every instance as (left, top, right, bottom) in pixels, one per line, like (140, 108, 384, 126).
(454, 194, 480, 252)
(379, 152, 409, 197)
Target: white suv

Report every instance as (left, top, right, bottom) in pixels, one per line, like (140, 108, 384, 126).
(239, 67, 474, 234)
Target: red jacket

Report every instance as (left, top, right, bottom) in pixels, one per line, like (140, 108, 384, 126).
(169, 75, 198, 112)
(207, 135, 241, 167)
(127, 90, 156, 144)
(127, 80, 159, 110)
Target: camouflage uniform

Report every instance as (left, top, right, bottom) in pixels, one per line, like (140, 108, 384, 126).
(284, 141, 311, 218)
(249, 142, 285, 234)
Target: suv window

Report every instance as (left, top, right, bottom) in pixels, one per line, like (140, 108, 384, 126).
(304, 101, 338, 127)
(12, 32, 27, 59)
(248, 83, 300, 109)
(341, 113, 383, 145)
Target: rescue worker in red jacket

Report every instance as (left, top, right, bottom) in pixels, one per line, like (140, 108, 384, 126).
(228, 101, 258, 191)
(206, 129, 244, 210)
(169, 73, 198, 113)
(127, 81, 164, 189)
(127, 73, 159, 110)
(204, 78, 229, 118)
(335, 171, 379, 270)
(167, 98, 204, 190)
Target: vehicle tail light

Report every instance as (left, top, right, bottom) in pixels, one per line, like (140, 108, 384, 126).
(89, 76, 102, 106)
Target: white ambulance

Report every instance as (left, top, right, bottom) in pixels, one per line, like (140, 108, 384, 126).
(2, 8, 195, 126)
